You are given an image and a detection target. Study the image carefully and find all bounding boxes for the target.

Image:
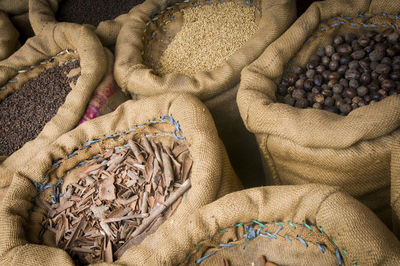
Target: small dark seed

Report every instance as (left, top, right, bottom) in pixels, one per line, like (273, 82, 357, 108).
(344, 88, 357, 98)
(357, 86, 368, 97)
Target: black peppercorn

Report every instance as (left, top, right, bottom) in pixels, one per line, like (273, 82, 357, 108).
(356, 86, 368, 97)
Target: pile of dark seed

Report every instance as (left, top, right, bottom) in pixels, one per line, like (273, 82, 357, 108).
(277, 29, 400, 115)
(56, 0, 145, 26)
(0, 60, 80, 156)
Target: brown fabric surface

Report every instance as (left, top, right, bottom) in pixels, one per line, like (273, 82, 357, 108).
(0, 93, 242, 265)
(0, 0, 30, 45)
(237, 0, 400, 223)
(0, 23, 107, 189)
(29, 0, 137, 46)
(392, 138, 400, 239)
(114, 184, 400, 265)
(0, 11, 19, 60)
(0, 0, 28, 15)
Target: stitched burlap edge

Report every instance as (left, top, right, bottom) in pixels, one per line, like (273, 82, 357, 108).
(111, 184, 400, 265)
(114, 0, 296, 100)
(0, 93, 242, 265)
(237, 0, 400, 224)
(0, 22, 107, 189)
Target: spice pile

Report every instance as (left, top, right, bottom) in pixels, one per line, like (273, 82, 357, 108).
(157, 1, 259, 76)
(44, 136, 192, 264)
(277, 29, 400, 115)
(56, 0, 145, 26)
(0, 60, 80, 156)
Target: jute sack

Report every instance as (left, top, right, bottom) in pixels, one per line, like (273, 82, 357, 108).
(115, 184, 400, 265)
(0, 93, 242, 265)
(0, 23, 107, 191)
(0, 0, 29, 60)
(392, 138, 400, 238)
(0, 11, 19, 61)
(114, 0, 296, 187)
(237, 0, 400, 222)
(29, 0, 142, 47)
(0, 0, 34, 47)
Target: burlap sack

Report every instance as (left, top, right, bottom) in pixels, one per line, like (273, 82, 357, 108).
(0, 93, 242, 265)
(0, 0, 33, 46)
(0, 11, 19, 61)
(29, 0, 141, 47)
(237, 0, 400, 223)
(0, 23, 107, 191)
(110, 184, 400, 265)
(114, 0, 296, 187)
(80, 48, 131, 123)
(392, 138, 400, 238)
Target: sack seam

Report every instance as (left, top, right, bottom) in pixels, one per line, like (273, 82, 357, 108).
(33, 116, 186, 205)
(183, 220, 353, 265)
(0, 49, 78, 92)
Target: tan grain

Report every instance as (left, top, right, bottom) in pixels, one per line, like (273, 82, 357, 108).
(157, 1, 258, 76)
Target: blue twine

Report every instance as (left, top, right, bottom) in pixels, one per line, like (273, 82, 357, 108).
(316, 243, 325, 253)
(335, 248, 343, 265)
(87, 139, 100, 144)
(195, 250, 216, 264)
(161, 115, 186, 140)
(285, 234, 291, 242)
(297, 236, 308, 248)
(358, 13, 366, 18)
(243, 225, 257, 249)
(219, 243, 235, 247)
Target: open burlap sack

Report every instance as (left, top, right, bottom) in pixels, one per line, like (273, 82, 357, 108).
(237, 0, 400, 222)
(392, 138, 400, 238)
(114, 0, 296, 187)
(29, 0, 142, 47)
(0, 23, 107, 191)
(113, 184, 400, 265)
(0, 93, 242, 265)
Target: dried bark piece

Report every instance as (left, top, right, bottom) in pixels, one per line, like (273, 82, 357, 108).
(47, 135, 191, 264)
(172, 143, 188, 157)
(99, 174, 116, 201)
(221, 258, 230, 266)
(115, 179, 191, 258)
(104, 238, 113, 263)
(128, 139, 145, 163)
(162, 151, 174, 187)
(142, 137, 154, 156)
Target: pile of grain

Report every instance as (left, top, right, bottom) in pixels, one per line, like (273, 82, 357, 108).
(157, 1, 259, 76)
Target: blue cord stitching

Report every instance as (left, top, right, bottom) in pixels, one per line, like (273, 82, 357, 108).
(33, 116, 186, 204)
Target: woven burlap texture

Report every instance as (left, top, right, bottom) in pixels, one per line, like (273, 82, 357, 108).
(0, 11, 19, 61)
(110, 184, 400, 265)
(0, 23, 107, 189)
(29, 0, 137, 46)
(114, 0, 295, 100)
(392, 138, 400, 238)
(0, 0, 32, 53)
(237, 0, 400, 222)
(0, 93, 242, 265)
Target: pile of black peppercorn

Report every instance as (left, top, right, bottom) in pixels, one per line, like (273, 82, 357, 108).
(277, 29, 400, 115)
